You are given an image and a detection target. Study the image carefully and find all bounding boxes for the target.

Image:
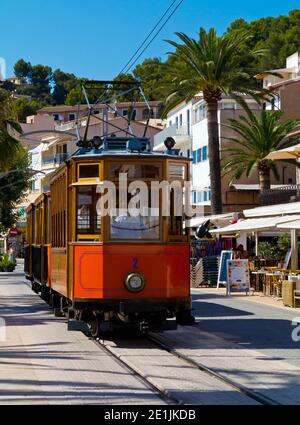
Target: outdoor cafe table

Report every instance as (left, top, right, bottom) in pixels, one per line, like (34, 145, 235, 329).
(251, 270, 266, 292)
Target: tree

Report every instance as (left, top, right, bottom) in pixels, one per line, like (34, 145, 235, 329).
(165, 29, 266, 214)
(14, 98, 42, 122)
(29, 64, 52, 102)
(0, 89, 31, 232)
(133, 58, 167, 100)
(0, 90, 21, 170)
(14, 59, 31, 82)
(0, 148, 31, 233)
(222, 110, 300, 192)
(52, 69, 78, 105)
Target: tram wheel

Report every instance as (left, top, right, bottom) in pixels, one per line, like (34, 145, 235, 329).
(89, 318, 101, 338)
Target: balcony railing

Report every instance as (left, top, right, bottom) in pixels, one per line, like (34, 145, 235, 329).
(41, 153, 70, 167)
(260, 185, 300, 205)
(154, 123, 191, 147)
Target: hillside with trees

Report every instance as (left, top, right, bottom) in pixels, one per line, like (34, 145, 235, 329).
(5, 9, 300, 112)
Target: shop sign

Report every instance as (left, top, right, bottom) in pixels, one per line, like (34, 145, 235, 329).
(227, 259, 250, 295)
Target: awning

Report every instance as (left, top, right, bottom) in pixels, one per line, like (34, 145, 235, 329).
(277, 220, 300, 230)
(244, 202, 300, 218)
(211, 215, 300, 234)
(187, 213, 235, 228)
(265, 143, 300, 160)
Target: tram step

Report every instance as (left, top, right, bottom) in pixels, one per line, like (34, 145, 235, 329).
(68, 319, 90, 332)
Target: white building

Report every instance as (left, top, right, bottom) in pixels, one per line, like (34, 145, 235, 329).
(154, 95, 263, 211)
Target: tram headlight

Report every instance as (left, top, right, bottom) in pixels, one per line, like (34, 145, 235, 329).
(125, 273, 145, 292)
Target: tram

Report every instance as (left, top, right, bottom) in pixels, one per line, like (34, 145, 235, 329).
(25, 81, 195, 336)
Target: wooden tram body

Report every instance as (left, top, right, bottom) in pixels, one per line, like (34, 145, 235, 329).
(25, 137, 194, 335)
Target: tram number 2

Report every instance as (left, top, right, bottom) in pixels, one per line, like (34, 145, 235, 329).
(133, 257, 139, 270)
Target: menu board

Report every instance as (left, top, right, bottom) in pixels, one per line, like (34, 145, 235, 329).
(227, 259, 250, 295)
(217, 251, 233, 289)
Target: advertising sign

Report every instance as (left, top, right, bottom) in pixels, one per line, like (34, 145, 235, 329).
(227, 259, 250, 295)
(217, 251, 233, 289)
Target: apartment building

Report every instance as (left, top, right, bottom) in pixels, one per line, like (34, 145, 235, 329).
(154, 92, 296, 213)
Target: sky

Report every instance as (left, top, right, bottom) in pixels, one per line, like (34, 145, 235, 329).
(1, 0, 300, 80)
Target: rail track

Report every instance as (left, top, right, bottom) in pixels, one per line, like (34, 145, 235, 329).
(23, 278, 280, 405)
(92, 337, 180, 405)
(146, 332, 280, 406)
(91, 331, 280, 406)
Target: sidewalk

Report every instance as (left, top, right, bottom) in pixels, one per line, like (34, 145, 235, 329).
(192, 287, 299, 313)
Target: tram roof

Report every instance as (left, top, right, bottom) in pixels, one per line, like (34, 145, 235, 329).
(69, 137, 190, 161)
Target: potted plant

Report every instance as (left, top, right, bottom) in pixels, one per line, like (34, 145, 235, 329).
(1, 254, 15, 272)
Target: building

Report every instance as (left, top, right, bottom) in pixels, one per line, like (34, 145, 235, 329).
(154, 92, 295, 213)
(255, 51, 300, 204)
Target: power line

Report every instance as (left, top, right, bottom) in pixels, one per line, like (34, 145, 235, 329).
(119, 0, 184, 76)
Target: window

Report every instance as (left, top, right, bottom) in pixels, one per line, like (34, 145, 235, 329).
(169, 120, 172, 127)
(168, 188, 184, 237)
(187, 110, 190, 134)
(93, 110, 99, 115)
(53, 114, 60, 121)
(208, 191, 211, 201)
(110, 189, 159, 240)
(110, 163, 161, 179)
(222, 103, 235, 110)
(192, 151, 197, 164)
(51, 174, 67, 248)
(78, 164, 100, 180)
(169, 164, 186, 180)
(179, 114, 183, 127)
(176, 116, 179, 129)
(69, 113, 76, 121)
(187, 149, 190, 158)
(197, 192, 202, 203)
(193, 192, 197, 204)
(122, 109, 128, 116)
(77, 186, 101, 237)
(197, 148, 202, 163)
(202, 146, 208, 161)
(203, 192, 208, 202)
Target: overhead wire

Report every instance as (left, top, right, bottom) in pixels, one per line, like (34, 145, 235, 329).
(119, 0, 184, 76)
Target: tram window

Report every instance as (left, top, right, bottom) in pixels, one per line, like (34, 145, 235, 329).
(110, 189, 160, 240)
(76, 186, 101, 236)
(110, 163, 161, 179)
(169, 188, 183, 236)
(111, 214, 160, 240)
(169, 164, 186, 180)
(78, 164, 99, 179)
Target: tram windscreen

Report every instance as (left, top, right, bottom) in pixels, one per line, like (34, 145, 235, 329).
(110, 188, 160, 240)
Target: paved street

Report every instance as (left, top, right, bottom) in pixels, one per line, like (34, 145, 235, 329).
(0, 263, 299, 405)
(154, 289, 300, 404)
(192, 289, 300, 369)
(0, 266, 163, 405)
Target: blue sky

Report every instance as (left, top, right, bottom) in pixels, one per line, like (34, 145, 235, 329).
(1, 0, 300, 79)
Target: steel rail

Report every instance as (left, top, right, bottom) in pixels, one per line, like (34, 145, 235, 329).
(146, 332, 281, 406)
(92, 337, 182, 406)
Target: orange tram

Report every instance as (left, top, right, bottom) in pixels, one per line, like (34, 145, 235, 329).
(25, 136, 195, 336)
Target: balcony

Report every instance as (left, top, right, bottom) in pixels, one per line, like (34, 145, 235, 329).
(41, 153, 70, 167)
(154, 123, 191, 148)
(260, 185, 300, 205)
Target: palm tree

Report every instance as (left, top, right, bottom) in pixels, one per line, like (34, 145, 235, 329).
(222, 110, 300, 192)
(166, 29, 267, 214)
(0, 89, 22, 170)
